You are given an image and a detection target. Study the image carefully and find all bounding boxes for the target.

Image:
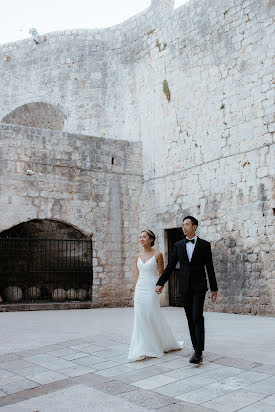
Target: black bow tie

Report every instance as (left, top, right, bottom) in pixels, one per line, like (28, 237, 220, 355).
(186, 239, 195, 244)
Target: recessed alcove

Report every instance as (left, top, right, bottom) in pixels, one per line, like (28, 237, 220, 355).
(2, 102, 65, 130)
(0, 220, 92, 303)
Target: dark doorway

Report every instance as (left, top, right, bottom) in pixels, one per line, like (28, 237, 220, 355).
(0, 220, 93, 303)
(167, 227, 184, 306)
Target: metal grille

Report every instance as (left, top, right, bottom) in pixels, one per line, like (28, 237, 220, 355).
(167, 228, 184, 307)
(0, 221, 93, 303)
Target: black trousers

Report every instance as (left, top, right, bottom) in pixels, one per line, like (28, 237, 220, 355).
(182, 290, 206, 353)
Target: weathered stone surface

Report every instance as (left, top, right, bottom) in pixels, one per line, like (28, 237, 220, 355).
(0, 0, 274, 313)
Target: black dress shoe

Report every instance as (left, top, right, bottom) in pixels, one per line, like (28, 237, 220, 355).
(189, 351, 203, 364)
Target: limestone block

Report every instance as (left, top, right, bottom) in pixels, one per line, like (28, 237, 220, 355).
(256, 167, 269, 178)
(5, 286, 23, 302)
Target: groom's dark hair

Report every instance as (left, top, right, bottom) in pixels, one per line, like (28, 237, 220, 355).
(183, 216, 198, 226)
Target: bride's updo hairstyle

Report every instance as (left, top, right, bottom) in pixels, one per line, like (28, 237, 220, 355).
(141, 229, 156, 246)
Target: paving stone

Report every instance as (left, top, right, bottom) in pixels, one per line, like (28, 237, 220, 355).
(24, 354, 75, 371)
(58, 366, 95, 377)
(115, 364, 175, 384)
(175, 380, 235, 404)
(94, 380, 137, 395)
(264, 394, 275, 406)
(27, 370, 68, 385)
(238, 402, 275, 412)
(158, 401, 216, 411)
(203, 352, 226, 362)
(73, 344, 105, 354)
(109, 353, 131, 364)
(0, 384, 152, 411)
(68, 343, 94, 350)
(195, 365, 244, 381)
(217, 370, 271, 391)
(14, 346, 60, 358)
(0, 370, 14, 380)
(214, 356, 262, 370)
(253, 364, 275, 375)
(58, 338, 96, 348)
(153, 374, 216, 397)
(0, 354, 22, 363)
(95, 364, 135, 377)
(15, 365, 49, 378)
(164, 363, 220, 380)
(131, 373, 177, 390)
(0, 375, 24, 387)
(47, 348, 80, 357)
(91, 360, 122, 371)
(73, 354, 103, 366)
(16, 344, 65, 357)
(244, 376, 275, 395)
(72, 372, 113, 386)
(160, 358, 196, 370)
(0, 378, 39, 395)
(0, 392, 6, 398)
(118, 388, 175, 408)
(165, 366, 216, 379)
(0, 378, 76, 408)
(61, 352, 90, 361)
(94, 348, 128, 359)
(127, 357, 168, 370)
(107, 343, 131, 351)
(0, 360, 36, 372)
(202, 389, 267, 412)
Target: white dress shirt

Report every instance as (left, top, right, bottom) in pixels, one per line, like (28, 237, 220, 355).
(186, 236, 197, 262)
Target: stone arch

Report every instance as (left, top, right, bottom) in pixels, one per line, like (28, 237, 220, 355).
(0, 219, 91, 240)
(1, 102, 65, 130)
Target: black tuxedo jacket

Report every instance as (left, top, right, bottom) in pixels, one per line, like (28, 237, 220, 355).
(156, 237, 218, 294)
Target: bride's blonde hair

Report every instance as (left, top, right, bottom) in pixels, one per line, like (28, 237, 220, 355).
(140, 229, 156, 246)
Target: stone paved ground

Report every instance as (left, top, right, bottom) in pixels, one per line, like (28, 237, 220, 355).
(0, 307, 274, 411)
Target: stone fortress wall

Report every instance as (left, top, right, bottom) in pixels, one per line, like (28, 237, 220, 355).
(0, 123, 142, 306)
(0, 0, 274, 314)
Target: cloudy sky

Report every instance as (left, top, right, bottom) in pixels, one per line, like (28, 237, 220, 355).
(0, 0, 189, 44)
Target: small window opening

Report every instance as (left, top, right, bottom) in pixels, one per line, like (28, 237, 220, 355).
(111, 157, 115, 165)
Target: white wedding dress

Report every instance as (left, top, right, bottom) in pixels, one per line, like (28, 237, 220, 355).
(128, 255, 184, 361)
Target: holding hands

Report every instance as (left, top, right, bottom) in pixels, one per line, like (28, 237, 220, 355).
(155, 285, 163, 294)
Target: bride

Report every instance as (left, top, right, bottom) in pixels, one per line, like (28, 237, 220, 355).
(128, 229, 184, 361)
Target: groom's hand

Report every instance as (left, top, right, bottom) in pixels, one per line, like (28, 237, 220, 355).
(155, 286, 163, 294)
(211, 291, 217, 302)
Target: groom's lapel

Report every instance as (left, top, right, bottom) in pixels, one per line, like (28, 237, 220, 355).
(190, 237, 201, 263)
(180, 239, 189, 261)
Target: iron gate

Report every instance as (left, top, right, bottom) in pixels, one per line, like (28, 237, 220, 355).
(0, 220, 93, 303)
(167, 227, 184, 307)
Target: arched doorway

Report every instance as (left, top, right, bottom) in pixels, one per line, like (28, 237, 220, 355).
(0, 220, 92, 303)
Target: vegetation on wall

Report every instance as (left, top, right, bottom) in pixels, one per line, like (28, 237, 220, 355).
(163, 80, 171, 102)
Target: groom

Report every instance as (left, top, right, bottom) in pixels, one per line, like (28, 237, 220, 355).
(155, 216, 218, 364)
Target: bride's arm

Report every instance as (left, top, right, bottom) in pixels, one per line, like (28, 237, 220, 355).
(131, 256, 139, 303)
(156, 251, 164, 276)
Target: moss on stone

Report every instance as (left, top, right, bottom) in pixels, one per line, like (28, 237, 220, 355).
(163, 80, 171, 102)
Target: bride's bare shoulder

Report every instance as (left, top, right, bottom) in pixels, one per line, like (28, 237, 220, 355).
(154, 250, 163, 260)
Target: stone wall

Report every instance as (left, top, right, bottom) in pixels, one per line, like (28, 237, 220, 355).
(0, 123, 143, 306)
(0, 0, 274, 314)
(136, 0, 275, 315)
